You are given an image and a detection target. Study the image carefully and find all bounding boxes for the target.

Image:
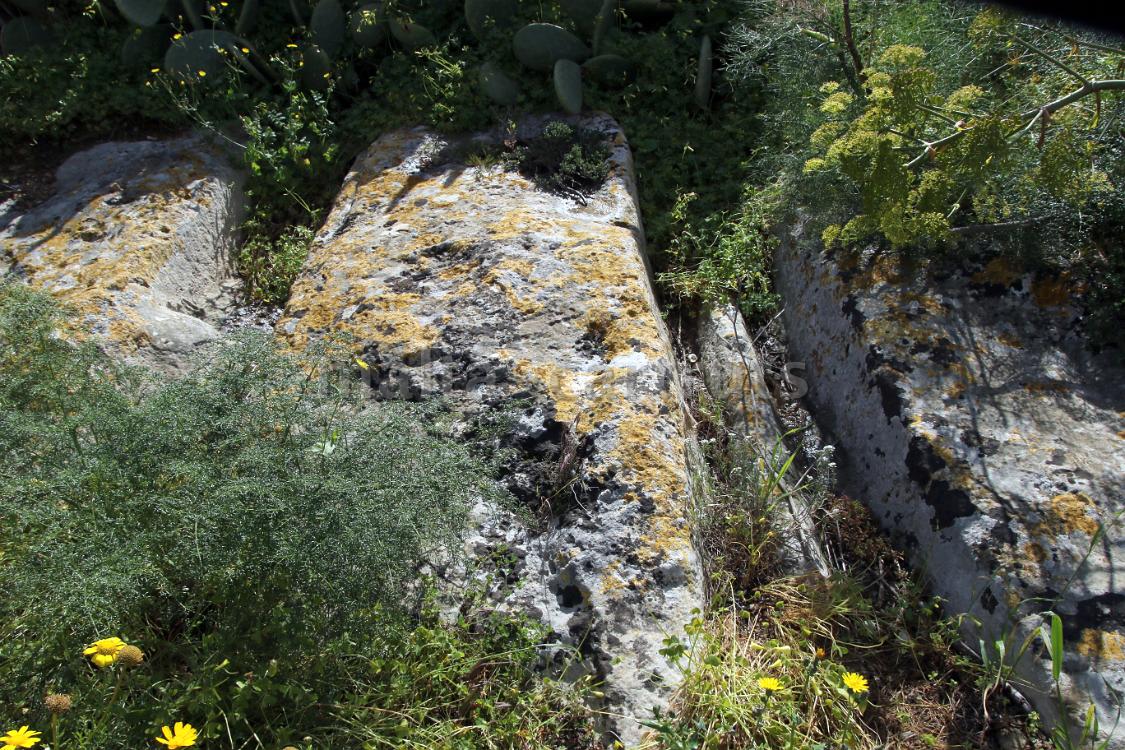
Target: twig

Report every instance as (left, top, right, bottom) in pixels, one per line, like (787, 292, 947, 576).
(905, 79, 1125, 168)
(841, 0, 866, 84)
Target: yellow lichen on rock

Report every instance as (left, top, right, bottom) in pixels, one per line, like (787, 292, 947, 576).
(1035, 493, 1102, 537)
(1076, 629, 1125, 662)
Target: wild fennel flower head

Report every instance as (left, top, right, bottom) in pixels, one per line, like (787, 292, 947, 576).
(83, 637, 126, 668)
(43, 693, 72, 714)
(116, 644, 145, 668)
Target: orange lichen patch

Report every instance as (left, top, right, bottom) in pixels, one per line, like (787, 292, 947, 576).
(350, 300, 439, 358)
(1076, 629, 1125, 662)
(852, 253, 908, 289)
(896, 291, 946, 316)
(1023, 380, 1071, 395)
(437, 257, 484, 281)
(487, 206, 559, 241)
(1117, 430, 1125, 440)
(1034, 493, 1101, 538)
(1031, 275, 1072, 308)
(484, 259, 544, 315)
(599, 559, 628, 595)
(997, 331, 1024, 349)
(1022, 541, 1048, 564)
(946, 380, 968, 400)
(610, 405, 688, 505)
(972, 257, 1023, 287)
(507, 359, 586, 424)
(636, 511, 693, 567)
(7, 165, 214, 352)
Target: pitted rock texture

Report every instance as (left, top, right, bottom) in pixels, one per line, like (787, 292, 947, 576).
(0, 137, 244, 373)
(697, 304, 828, 576)
(775, 227, 1125, 747)
(278, 115, 703, 745)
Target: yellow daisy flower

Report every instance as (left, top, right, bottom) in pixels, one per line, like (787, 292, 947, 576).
(842, 671, 869, 693)
(1, 726, 42, 749)
(155, 722, 197, 749)
(757, 676, 783, 692)
(83, 637, 126, 668)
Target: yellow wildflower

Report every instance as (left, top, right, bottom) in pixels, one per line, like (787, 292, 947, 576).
(757, 677, 783, 692)
(83, 637, 126, 668)
(287, 43, 298, 48)
(155, 722, 197, 749)
(1, 726, 42, 749)
(198, 70, 207, 77)
(842, 671, 869, 693)
(173, 32, 182, 40)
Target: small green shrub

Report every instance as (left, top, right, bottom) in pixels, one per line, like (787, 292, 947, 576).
(657, 188, 779, 322)
(504, 119, 612, 197)
(0, 282, 503, 748)
(239, 222, 316, 304)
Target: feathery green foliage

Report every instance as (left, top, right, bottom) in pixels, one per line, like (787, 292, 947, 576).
(0, 282, 529, 748)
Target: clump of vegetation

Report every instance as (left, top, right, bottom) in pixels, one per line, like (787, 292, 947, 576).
(727, 0, 1124, 346)
(655, 412, 1047, 750)
(503, 119, 612, 198)
(0, 282, 597, 748)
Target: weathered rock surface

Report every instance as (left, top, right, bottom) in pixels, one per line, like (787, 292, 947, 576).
(696, 304, 829, 576)
(278, 115, 703, 745)
(775, 226, 1125, 747)
(0, 137, 244, 373)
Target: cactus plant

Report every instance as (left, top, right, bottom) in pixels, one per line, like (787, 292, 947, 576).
(9, 0, 48, 17)
(479, 60, 520, 106)
(299, 42, 332, 90)
(310, 0, 345, 58)
(164, 28, 241, 80)
(559, 0, 601, 35)
(1, 16, 52, 55)
(349, 4, 386, 48)
(464, 0, 518, 40)
(120, 25, 169, 69)
(113, 0, 164, 28)
(512, 23, 589, 71)
(592, 0, 615, 55)
(389, 19, 436, 51)
(583, 53, 632, 87)
(235, 0, 259, 35)
(553, 59, 583, 115)
(695, 34, 711, 110)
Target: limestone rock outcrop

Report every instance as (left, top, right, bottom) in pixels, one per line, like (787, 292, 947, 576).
(278, 115, 703, 745)
(0, 137, 244, 373)
(775, 226, 1125, 747)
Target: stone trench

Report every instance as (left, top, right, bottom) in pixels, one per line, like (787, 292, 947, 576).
(3, 118, 1123, 749)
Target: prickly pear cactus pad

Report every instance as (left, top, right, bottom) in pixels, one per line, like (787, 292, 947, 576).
(775, 227, 1125, 748)
(0, 138, 244, 374)
(278, 114, 703, 745)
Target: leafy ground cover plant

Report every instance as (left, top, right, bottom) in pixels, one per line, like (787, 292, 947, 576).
(0, 282, 601, 749)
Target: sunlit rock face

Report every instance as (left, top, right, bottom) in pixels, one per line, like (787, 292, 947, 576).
(775, 226, 1125, 749)
(0, 137, 244, 374)
(278, 114, 703, 746)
